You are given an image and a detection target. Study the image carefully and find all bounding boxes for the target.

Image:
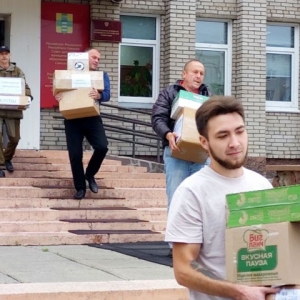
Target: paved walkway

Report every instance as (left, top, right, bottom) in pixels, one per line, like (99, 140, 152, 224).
(0, 245, 174, 284)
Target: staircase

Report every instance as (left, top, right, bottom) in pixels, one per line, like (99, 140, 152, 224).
(0, 150, 167, 246)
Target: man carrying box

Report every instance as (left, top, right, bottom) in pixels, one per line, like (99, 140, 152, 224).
(55, 48, 110, 200)
(165, 96, 279, 300)
(151, 59, 211, 257)
(0, 46, 33, 177)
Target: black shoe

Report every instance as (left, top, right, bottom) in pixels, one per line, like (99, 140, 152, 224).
(5, 160, 14, 173)
(167, 249, 173, 258)
(85, 175, 98, 193)
(0, 170, 5, 178)
(73, 189, 86, 200)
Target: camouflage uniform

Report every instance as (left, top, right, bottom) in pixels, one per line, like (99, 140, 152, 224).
(0, 63, 32, 169)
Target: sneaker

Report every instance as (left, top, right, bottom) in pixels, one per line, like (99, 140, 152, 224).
(0, 170, 5, 178)
(5, 160, 14, 173)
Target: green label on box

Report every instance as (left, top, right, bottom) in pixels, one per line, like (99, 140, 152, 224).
(172, 90, 209, 106)
(227, 202, 300, 227)
(226, 185, 300, 210)
(237, 246, 277, 272)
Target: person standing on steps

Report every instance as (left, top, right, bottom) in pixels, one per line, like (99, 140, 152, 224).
(55, 48, 110, 200)
(151, 59, 212, 257)
(0, 46, 33, 178)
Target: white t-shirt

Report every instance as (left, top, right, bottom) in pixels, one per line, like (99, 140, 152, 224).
(165, 166, 273, 300)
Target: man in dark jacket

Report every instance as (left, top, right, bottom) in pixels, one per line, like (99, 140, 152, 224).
(151, 59, 211, 256)
(55, 48, 110, 200)
(0, 46, 33, 178)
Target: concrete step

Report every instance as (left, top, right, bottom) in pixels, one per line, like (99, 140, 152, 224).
(0, 231, 165, 246)
(0, 178, 166, 188)
(0, 187, 166, 199)
(0, 280, 188, 300)
(0, 208, 60, 221)
(54, 207, 167, 222)
(0, 220, 166, 233)
(0, 197, 167, 209)
(14, 149, 100, 159)
(0, 207, 166, 222)
(4, 171, 165, 179)
(12, 156, 122, 165)
(4, 163, 147, 173)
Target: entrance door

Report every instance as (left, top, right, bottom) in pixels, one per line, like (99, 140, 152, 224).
(0, 0, 41, 150)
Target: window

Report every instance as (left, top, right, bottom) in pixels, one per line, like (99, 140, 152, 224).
(195, 20, 232, 95)
(266, 24, 299, 111)
(119, 15, 160, 108)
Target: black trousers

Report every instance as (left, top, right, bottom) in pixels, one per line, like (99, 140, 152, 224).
(64, 116, 108, 191)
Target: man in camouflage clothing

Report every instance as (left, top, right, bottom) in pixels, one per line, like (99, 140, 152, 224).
(0, 46, 33, 177)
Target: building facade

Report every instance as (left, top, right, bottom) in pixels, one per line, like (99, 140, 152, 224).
(1, 0, 300, 171)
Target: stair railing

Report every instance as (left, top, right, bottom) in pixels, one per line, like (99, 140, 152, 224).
(53, 102, 163, 163)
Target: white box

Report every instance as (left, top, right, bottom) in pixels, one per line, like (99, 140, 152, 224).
(171, 90, 209, 120)
(0, 95, 31, 110)
(67, 52, 89, 71)
(0, 77, 25, 96)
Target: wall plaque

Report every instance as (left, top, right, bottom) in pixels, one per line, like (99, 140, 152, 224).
(91, 19, 122, 43)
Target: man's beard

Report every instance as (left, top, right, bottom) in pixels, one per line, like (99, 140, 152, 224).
(208, 146, 247, 170)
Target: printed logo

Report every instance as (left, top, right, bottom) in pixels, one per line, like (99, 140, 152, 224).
(243, 229, 269, 251)
(236, 193, 246, 207)
(74, 62, 84, 71)
(237, 229, 278, 273)
(56, 13, 73, 34)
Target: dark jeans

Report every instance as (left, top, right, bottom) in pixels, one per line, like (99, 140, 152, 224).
(64, 116, 108, 191)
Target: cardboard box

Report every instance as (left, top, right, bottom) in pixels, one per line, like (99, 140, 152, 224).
(171, 107, 208, 164)
(226, 222, 300, 286)
(0, 77, 25, 96)
(226, 185, 300, 211)
(59, 88, 100, 120)
(227, 202, 300, 228)
(0, 95, 31, 110)
(266, 285, 300, 300)
(171, 90, 209, 120)
(53, 70, 104, 95)
(67, 52, 89, 71)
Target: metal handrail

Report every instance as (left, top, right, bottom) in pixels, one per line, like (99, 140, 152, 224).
(53, 103, 163, 162)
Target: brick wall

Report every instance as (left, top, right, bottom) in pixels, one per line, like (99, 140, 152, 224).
(40, 0, 300, 165)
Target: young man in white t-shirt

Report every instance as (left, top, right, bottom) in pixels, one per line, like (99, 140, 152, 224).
(165, 96, 279, 300)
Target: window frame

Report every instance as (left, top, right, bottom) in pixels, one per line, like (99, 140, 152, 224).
(266, 23, 299, 112)
(195, 19, 232, 96)
(118, 14, 160, 108)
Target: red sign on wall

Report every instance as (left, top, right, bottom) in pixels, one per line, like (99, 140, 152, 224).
(40, 2, 90, 108)
(91, 19, 122, 43)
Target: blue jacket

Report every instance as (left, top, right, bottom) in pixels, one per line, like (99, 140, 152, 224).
(99, 72, 110, 102)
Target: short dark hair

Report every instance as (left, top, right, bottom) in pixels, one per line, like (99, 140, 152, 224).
(183, 59, 203, 71)
(195, 96, 245, 139)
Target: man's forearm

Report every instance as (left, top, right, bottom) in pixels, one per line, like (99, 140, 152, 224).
(177, 260, 244, 300)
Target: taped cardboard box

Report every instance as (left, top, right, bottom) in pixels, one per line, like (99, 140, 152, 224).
(226, 222, 300, 286)
(0, 95, 31, 110)
(53, 70, 104, 95)
(0, 77, 25, 96)
(171, 90, 209, 120)
(266, 285, 300, 300)
(67, 52, 89, 71)
(171, 107, 208, 164)
(59, 88, 100, 120)
(226, 185, 300, 211)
